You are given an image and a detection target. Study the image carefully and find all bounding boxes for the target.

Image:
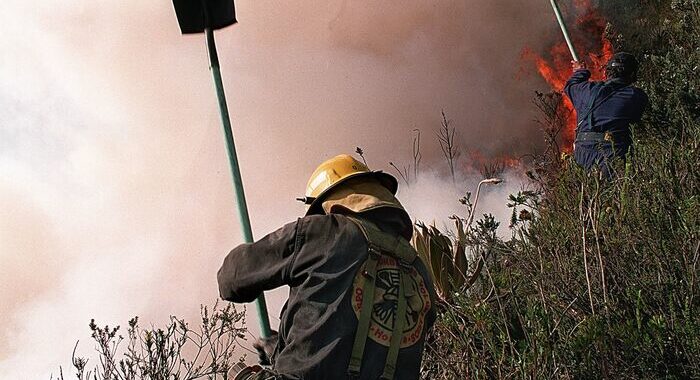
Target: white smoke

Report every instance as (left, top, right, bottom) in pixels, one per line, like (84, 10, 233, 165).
(0, 0, 553, 378)
(398, 167, 525, 237)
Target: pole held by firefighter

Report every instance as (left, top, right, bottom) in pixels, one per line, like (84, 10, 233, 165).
(172, 0, 272, 338)
(205, 28, 272, 339)
(549, 0, 580, 62)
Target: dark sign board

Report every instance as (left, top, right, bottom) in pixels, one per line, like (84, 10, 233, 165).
(173, 0, 236, 34)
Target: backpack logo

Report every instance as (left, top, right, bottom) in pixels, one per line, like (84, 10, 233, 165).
(351, 256, 431, 348)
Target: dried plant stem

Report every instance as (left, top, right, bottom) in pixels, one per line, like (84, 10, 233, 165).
(580, 183, 596, 315)
(389, 161, 409, 186)
(538, 247, 550, 317)
(413, 129, 422, 181)
(589, 178, 609, 310)
(437, 110, 457, 186)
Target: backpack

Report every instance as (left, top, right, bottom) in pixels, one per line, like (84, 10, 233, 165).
(346, 216, 421, 380)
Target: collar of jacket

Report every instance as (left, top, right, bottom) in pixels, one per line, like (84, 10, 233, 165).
(605, 77, 632, 86)
(321, 181, 413, 238)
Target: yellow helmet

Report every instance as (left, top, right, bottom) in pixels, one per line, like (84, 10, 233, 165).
(298, 154, 398, 215)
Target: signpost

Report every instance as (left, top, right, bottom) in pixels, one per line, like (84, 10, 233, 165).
(172, 0, 272, 338)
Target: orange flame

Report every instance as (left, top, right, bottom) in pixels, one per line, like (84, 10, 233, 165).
(465, 150, 521, 174)
(521, 0, 614, 148)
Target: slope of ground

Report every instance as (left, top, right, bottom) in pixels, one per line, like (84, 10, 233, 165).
(421, 1, 699, 378)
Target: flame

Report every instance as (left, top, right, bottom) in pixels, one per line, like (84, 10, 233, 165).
(521, 0, 614, 149)
(464, 150, 521, 176)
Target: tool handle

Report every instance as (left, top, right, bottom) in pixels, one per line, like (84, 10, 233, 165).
(206, 28, 273, 338)
(549, 0, 580, 62)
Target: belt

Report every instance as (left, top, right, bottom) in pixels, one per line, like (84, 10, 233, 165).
(575, 131, 629, 144)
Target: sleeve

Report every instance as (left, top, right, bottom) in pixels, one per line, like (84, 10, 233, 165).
(217, 219, 302, 303)
(564, 69, 592, 104)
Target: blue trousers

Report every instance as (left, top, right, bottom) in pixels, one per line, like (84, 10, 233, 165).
(574, 141, 630, 177)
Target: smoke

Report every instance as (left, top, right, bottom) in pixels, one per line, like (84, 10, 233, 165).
(398, 168, 526, 239)
(1, 0, 554, 377)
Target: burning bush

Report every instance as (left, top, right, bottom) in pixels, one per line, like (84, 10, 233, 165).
(521, 0, 613, 148)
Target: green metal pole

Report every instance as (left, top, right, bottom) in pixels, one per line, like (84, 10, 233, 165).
(549, 0, 580, 62)
(205, 28, 272, 338)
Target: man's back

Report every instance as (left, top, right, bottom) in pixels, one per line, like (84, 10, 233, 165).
(565, 69, 648, 137)
(218, 212, 436, 379)
(564, 64, 648, 174)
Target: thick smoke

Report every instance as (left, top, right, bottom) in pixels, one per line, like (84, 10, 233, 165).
(1, 1, 554, 377)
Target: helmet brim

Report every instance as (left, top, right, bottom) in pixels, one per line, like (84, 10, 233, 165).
(304, 171, 398, 216)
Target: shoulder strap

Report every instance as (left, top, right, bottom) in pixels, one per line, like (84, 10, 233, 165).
(587, 83, 605, 130)
(347, 239, 381, 378)
(345, 216, 416, 380)
(347, 216, 416, 264)
(577, 82, 631, 131)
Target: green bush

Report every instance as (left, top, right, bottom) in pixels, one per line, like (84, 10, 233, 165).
(421, 1, 699, 378)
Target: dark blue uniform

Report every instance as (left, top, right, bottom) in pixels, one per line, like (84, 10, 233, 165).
(564, 69, 648, 175)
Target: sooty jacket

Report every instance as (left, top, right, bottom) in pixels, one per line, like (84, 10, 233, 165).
(217, 211, 437, 380)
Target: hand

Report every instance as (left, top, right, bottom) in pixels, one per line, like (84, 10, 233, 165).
(571, 60, 587, 71)
(253, 330, 279, 365)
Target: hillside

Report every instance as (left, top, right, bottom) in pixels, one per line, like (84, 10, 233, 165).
(56, 1, 698, 379)
(420, 1, 700, 378)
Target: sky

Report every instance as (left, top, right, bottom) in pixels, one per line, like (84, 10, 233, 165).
(0, 0, 562, 377)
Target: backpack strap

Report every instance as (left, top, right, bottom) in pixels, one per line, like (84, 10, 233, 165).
(380, 265, 409, 380)
(576, 82, 630, 132)
(345, 216, 417, 380)
(349, 216, 417, 266)
(347, 240, 381, 378)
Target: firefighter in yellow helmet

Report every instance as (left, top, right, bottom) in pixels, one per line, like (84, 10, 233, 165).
(218, 154, 437, 380)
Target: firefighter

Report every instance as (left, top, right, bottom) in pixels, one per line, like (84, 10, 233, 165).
(218, 154, 437, 380)
(565, 52, 648, 176)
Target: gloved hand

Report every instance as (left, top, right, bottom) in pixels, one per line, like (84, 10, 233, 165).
(253, 330, 279, 365)
(571, 60, 587, 71)
(230, 362, 264, 380)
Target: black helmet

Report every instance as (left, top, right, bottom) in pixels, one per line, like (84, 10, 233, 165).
(605, 52, 639, 83)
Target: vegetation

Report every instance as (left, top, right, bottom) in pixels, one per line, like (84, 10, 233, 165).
(59, 1, 698, 379)
(55, 303, 248, 380)
(420, 1, 699, 378)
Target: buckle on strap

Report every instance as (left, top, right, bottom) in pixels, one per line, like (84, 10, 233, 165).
(367, 243, 383, 257)
(398, 259, 412, 272)
(347, 368, 360, 379)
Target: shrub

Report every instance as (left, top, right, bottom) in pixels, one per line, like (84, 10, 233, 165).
(421, 1, 699, 378)
(55, 303, 247, 380)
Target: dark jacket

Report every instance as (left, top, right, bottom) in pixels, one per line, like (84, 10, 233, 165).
(564, 69, 648, 172)
(218, 211, 437, 380)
